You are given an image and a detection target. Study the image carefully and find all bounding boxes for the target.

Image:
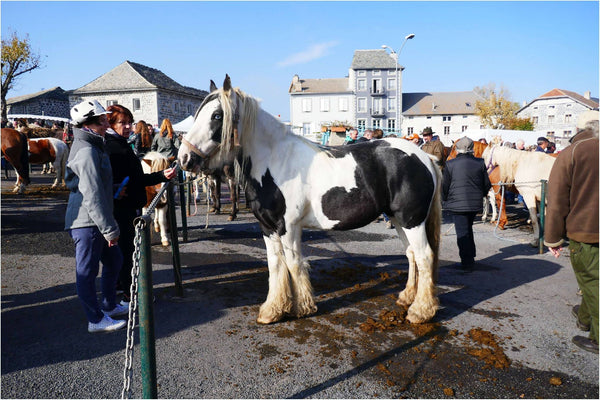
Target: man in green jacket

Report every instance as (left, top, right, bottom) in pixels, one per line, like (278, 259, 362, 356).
(545, 110, 599, 354)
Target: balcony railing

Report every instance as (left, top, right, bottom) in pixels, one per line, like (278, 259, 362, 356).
(370, 88, 386, 96)
(370, 108, 386, 117)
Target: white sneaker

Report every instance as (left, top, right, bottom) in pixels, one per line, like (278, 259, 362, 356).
(88, 315, 126, 333)
(104, 302, 129, 318)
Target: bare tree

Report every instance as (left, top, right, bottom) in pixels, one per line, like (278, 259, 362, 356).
(1, 30, 43, 125)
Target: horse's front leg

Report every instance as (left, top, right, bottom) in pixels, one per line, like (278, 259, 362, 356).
(280, 226, 317, 319)
(524, 194, 540, 248)
(257, 234, 293, 324)
(156, 206, 169, 246)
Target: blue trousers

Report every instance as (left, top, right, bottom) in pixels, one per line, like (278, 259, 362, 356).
(70, 227, 123, 323)
(453, 211, 477, 265)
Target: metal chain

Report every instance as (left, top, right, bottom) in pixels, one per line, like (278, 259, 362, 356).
(121, 218, 144, 399)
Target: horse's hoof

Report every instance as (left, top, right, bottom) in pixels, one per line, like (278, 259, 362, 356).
(227, 215, 235, 221)
(529, 240, 539, 248)
(257, 311, 283, 325)
(161, 240, 170, 247)
(397, 288, 416, 307)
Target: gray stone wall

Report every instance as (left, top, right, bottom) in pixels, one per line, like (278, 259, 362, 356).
(8, 99, 70, 118)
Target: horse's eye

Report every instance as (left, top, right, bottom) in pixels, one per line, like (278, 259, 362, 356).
(213, 113, 222, 121)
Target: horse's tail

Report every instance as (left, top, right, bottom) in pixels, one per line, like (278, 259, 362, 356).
(19, 133, 31, 185)
(426, 163, 442, 283)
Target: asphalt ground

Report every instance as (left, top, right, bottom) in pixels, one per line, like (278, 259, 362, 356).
(1, 168, 598, 399)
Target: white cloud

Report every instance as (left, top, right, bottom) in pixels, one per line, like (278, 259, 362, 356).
(277, 41, 339, 68)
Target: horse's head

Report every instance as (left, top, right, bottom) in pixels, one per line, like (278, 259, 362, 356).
(178, 75, 249, 174)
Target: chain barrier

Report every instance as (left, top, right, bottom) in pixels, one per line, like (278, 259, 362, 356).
(121, 180, 173, 399)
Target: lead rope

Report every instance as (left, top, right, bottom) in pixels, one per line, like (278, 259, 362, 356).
(121, 218, 143, 399)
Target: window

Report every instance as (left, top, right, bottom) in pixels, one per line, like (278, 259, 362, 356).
(357, 98, 367, 113)
(357, 70, 366, 76)
(357, 79, 367, 91)
(387, 78, 396, 90)
(188, 104, 193, 114)
(565, 114, 572, 123)
(339, 97, 348, 112)
(462, 125, 468, 132)
(372, 78, 382, 93)
(532, 116, 538, 124)
(373, 70, 381, 76)
(548, 115, 555, 123)
(302, 98, 312, 112)
(549, 105, 555, 109)
(387, 119, 396, 131)
(302, 123, 311, 136)
(407, 127, 414, 134)
(320, 98, 330, 112)
(427, 116, 432, 119)
(107, 100, 118, 107)
(174, 102, 179, 112)
(373, 119, 381, 129)
(443, 115, 452, 122)
(372, 98, 382, 114)
(357, 119, 366, 130)
(444, 126, 450, 135)
(563, 130, 572, 137)
(388, 97, 396, 111)
(132, 98, 141, 111)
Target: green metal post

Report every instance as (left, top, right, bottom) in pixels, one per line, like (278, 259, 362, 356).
(177, 169, 188, 243)
(138, 217, 157, 399)
(166, 183, 184, 297)
(186, 175, 192, 218)
(539, 179, 547, 254)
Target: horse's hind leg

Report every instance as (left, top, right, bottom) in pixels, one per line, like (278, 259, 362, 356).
(156, 206, 169, 246)
(402, 224, 438, 323)
(392, 220, 417, 307)
(258, 234, 293, 324)
(227, 178, 238, 221)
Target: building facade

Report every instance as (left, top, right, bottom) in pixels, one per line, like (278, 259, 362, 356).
(6, 87, 71, 119)
(289, 49, 484, 145)
(516, 88, 599, 147)
(70, 61, 208, 128)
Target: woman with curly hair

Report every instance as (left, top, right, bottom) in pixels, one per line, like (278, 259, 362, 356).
(132, 119, 152, 157)
(151, 118, 180, 159)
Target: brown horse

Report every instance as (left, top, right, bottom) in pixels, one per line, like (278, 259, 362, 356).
(1, 128, 30, 193)
(446, 141, 516, 229)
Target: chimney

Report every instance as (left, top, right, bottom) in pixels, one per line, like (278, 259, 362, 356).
(584, 90, 591, 100)
(522, 101, 527, 107)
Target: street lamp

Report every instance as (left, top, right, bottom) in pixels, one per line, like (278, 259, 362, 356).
(382, 33, 415, 135)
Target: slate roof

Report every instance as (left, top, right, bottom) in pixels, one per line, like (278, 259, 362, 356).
(7, 86, 70, 104)
(402, 91, 483, 115)
(289, 78, 351, 94)
(351, 50, 400, 70)
(73, 61, 207, 98)
(536, 88, 598, 109)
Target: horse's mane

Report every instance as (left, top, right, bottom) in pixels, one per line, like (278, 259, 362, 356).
(487, 145, 530, 183)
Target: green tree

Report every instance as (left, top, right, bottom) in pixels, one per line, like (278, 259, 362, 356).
(474, 83, 519, 129)
(1, 31, 43, 125)
(507, 117, 534, 131)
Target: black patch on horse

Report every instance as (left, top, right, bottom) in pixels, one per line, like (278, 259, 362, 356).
(241, 156, 287, 237)
(321, 141, 434, 230)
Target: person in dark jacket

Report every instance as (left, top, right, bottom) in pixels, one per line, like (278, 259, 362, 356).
(442, 136, 492, 270)
(105, 105, 176, 304)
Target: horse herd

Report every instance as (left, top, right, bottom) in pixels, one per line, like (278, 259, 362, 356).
(2, 79, 556, 325)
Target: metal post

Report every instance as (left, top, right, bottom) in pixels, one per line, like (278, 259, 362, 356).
(539, 179, 547, 254)
(166, 183, 184, 297)
(177, 169, 188, 243)
(137, 217, 157, 399)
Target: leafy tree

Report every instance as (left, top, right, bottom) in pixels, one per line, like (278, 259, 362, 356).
(1, 31, 43, 125)
(506, 117, 534, 131)
(474, 83, 519, 129)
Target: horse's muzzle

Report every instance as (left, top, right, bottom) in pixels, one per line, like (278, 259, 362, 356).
(178, 151, 204, 172)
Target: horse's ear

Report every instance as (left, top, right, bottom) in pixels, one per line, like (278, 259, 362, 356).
(210, 80, 218, 92)
(223, 74, 232, 92)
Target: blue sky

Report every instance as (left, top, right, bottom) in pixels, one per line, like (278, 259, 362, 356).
(2, 1, 598, 121)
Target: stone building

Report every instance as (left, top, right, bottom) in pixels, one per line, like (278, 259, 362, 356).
(516, 88, 599, 147)
(70, 61, 208, 128)
(6, 87, 71, 119)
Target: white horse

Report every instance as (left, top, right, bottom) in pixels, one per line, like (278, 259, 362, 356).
(178, 76, 442, 325)
(28, 137, 69, 188)
(482, 145, 556, 247)
(141, 151, 171, 246)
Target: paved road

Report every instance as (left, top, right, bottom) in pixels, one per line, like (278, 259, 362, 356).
(1, 171, 598, 398)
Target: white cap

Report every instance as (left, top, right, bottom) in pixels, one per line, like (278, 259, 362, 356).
(70, 100, 110, 125)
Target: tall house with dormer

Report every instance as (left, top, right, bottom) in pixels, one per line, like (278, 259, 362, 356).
(350, 49, 401, 133)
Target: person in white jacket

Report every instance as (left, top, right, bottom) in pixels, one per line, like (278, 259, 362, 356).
(65, 100, 129, 333)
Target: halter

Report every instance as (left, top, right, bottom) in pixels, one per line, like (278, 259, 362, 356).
(181, 107, 241, 160)
(486, 146, 496, 172)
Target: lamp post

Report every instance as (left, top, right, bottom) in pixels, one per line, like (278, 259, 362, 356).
(382, 33, 415, 135)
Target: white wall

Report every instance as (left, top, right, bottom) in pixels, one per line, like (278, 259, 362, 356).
(290, 93, 353, 137)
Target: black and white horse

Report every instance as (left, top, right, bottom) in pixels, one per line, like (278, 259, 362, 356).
(178, 76, 442, 324)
